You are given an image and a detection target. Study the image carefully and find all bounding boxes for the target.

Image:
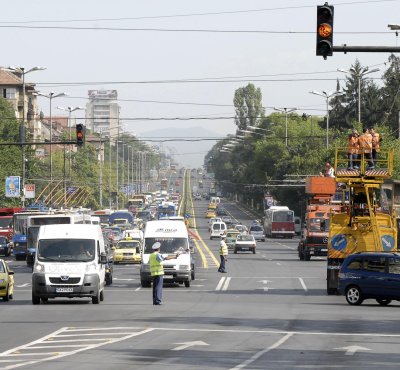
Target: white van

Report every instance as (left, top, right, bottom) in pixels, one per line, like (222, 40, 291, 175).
(140, 220, 194, 288)
(210, 221, 227, 240)
(294, 216, 302, 235)
(32, 224, 107, 305)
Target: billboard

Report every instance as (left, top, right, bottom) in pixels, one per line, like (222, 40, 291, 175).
(5, 176, 21, 198)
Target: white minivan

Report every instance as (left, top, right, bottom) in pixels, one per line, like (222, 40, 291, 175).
(32, 224, 107, 305)
(140, 220, 194, 288)
(210, 221, 227, 240)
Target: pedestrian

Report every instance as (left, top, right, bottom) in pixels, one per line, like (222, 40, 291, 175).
(218, 236, 228, 273)
(358, 128, 374, 169)
(149, 242, 180, 305)
(347, 129, 359, 170)
(370, 127, 382, 162)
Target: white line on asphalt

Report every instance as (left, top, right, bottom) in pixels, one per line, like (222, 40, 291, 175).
(113, 278, 135, 281)
(15, 284, 29, 288)
(222, 277, 231, 291)
(134, 287, 141, 291)
(276, 263, 281, 266)
(215, 277, 226, 291)
(299, 278, 308, 292)
(230, 333, 293, 370)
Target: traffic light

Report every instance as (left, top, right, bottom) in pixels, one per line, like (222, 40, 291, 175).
(76, 123, 86, 146)
(316, 3, 334, 59)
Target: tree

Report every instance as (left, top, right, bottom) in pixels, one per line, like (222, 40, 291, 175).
(233, 83, 264, 130)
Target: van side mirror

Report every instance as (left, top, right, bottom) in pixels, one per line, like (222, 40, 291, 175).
(8, 271, 14, 275)
(100, 252, 107, 265)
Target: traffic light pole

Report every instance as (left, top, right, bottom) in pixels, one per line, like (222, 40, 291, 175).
(333, 45, 400, 53)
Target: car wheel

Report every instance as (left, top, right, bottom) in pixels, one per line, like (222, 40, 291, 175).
(345, 286, 363, 305)
(100, 290, 105, 302)
(92, 289, 100, 304)
(299, 250, 304, 261)
(41, 297, 48, 303)
(376, 298, 392, 306)
(32, 293, 40, 305)
(3, 286, 9, 301)
(304, 252, 311, 261)
(252, 249, 256, 254)
(184, 280, 190, 288)
(191, 265, 195, 280)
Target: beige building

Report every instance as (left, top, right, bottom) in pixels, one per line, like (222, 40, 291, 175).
(85, 89, 120, 137)
(0, 68, 41, 141)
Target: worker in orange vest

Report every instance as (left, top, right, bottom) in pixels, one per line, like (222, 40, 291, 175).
(358, 128, 374, 169)
(369, 127, 381, 162)
(347, 129, 359, 170)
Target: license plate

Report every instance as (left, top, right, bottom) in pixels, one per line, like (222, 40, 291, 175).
(164, 275, 173, 279)
(321, 249, 327, 252)
(56, 287, 73, 293)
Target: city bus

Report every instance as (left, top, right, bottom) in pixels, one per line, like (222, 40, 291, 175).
(263, 206, 295, 239)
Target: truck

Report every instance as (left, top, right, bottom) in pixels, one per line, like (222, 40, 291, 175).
(326, 148, 397, 294)
(109, 211, 134, 225)
(160, 178, 168, 191)
(127, 194, 147, 213)
(0, 207, 22, 242)
(298, 177, 341, 261)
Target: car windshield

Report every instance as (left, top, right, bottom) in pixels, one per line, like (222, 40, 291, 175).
(309, 218, 329, 232)
(116, 241, 141, 250)
(0, 262, 4, 273)
(237, 235, 254, 242)
(144, 237, 188, 254)
(37, 239, 95, 262)
(250, 226, 263, 232)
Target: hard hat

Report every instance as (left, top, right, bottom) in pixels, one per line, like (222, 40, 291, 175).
(152, 242, 161, 250)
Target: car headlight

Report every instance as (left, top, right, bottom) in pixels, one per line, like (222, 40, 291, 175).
(85, 262, 97, 273)
(34, 263, 45, 272)
(14, 243, 19, 247)
(179, 265, 190, 270)
(0, 279, 5, 284)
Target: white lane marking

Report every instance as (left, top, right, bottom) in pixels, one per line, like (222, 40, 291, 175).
(276, 263, 281, 266)
(15, 284, 29, 288)
(230, 333, 294, 370)
(216, 277, 226, 291)
(335, 345, 371, 356)
(0, 328, 154, 370)
(171, 341, 209, 351)
(299, 278, 308, 292)
(134, 287, 141, 291)
(113, 278, 135, 281)
(222, 277, 231, 291)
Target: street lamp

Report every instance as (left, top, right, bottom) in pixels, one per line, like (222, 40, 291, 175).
(337, 67, 380, 123)
(2, 66, 46, 206)
(247, 125, 273, 133)
(36, 91, 68, 185)
(309, 90, 344, 149)
(273, 107, 297, 147)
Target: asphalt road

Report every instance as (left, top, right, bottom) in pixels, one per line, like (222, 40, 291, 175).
(1, 197, 400, 369)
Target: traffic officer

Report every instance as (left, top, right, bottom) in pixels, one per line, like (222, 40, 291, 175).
(218, 235, 228, 273)
(149, 242, 180, 305)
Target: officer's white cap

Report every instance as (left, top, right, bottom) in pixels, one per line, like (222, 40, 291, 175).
(152, 242, 161, 250)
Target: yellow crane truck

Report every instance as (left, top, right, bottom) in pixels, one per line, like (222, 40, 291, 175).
(327, 148, 397, 294)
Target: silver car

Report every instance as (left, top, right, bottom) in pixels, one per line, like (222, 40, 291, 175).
(249, 225, 265, 242)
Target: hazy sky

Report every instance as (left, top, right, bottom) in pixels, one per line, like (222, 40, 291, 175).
(2, 0, 399, 166)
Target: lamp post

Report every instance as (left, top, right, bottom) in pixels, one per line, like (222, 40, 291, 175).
(3, 66, 46, 206)
(309, 90, 344, 149)
(273, 107, 297, 147)
(337, 67, 380, 123)
(36, 91, 68, 185)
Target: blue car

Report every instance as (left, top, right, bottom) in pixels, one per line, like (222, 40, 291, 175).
(338, 252, 400, 306)
(0, 236, 11, 257)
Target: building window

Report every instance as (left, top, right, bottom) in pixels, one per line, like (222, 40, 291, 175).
(2, 88, 16, 99)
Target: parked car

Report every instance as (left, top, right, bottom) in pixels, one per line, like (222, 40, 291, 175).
(0, 259, 14, 301)
(0, 237, 11, 257)
(338, 252, 400, 306)
(249, 224, 265, 242)
(234, 234, 256, 254)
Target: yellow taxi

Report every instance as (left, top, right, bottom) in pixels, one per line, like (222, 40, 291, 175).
(0, 259, 14, 301)
(206, 209, 217, 218)
(113, 239, 142, 264)
(208, 202, 217, 210)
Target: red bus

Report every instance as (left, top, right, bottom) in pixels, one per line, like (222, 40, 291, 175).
(0, 207, 23, 241)
(263, 206, 295, 239)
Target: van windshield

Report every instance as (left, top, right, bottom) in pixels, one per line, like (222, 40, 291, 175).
(144, 237, 189, 254)
(37, 239, 95, 262)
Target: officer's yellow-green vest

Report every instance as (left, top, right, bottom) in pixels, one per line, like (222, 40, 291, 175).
(150, 252, 164, 277)
(219, 243, 228, 256)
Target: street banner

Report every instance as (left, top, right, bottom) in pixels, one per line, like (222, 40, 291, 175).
(25, 184, 35, 199)
(5, 176, 20, 197)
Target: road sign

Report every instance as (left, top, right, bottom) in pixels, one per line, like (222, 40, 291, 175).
(24, 184, 35, 199)
(67, 187, 77, 194)
(5, 176, 20, 197)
